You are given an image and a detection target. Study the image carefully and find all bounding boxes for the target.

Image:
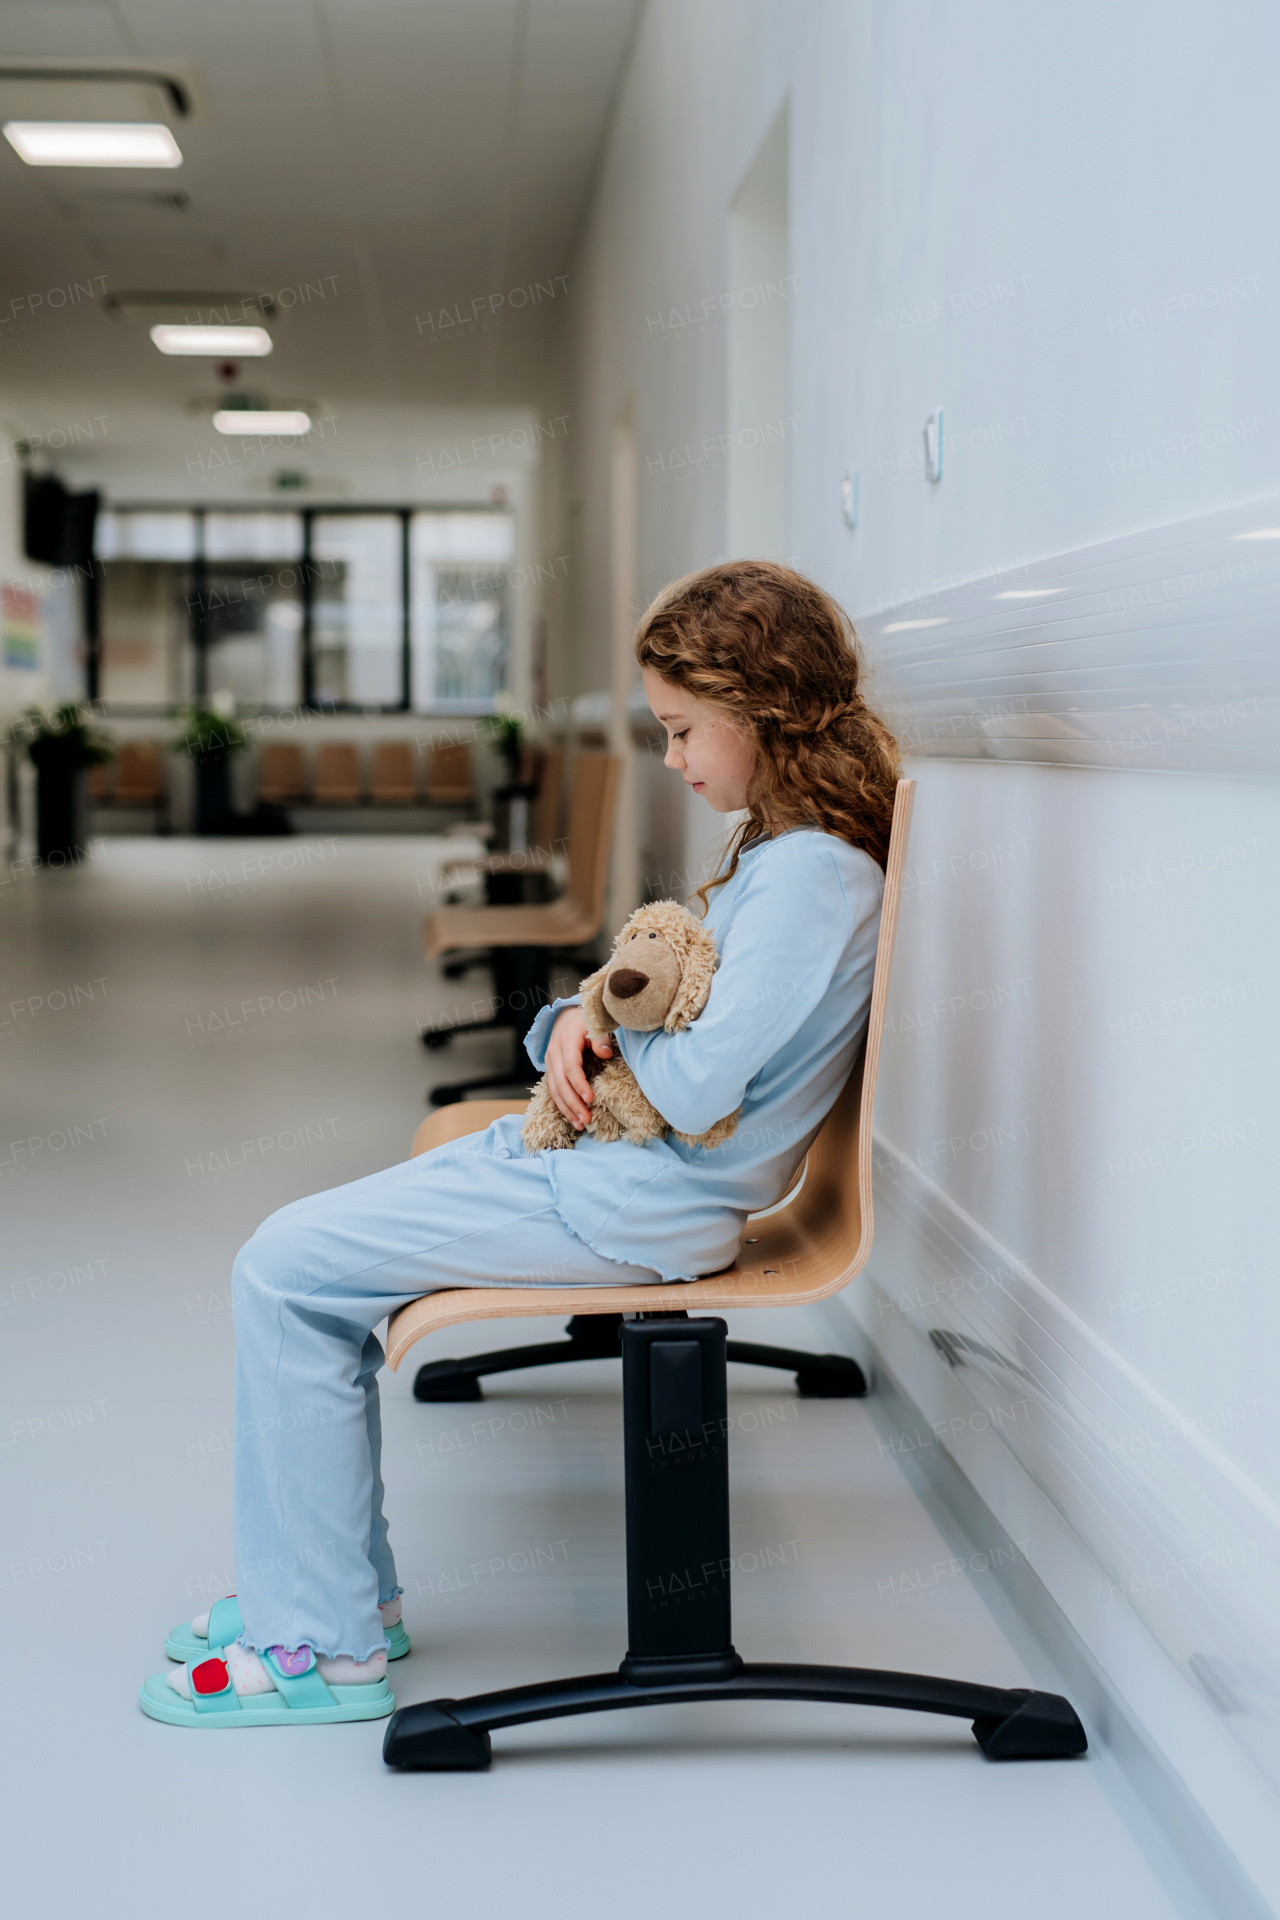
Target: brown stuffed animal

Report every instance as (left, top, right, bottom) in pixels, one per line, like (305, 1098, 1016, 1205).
(522, 899, 740, 1153)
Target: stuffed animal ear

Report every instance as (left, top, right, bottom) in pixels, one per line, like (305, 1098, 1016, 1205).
(578, 963, 617, 1036)
(664, 925, 719, 1032)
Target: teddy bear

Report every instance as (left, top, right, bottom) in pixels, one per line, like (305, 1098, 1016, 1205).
(522, 898, 740, 1153)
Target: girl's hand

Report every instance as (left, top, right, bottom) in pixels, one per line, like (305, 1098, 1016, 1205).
(544, 1006, 613, 1130)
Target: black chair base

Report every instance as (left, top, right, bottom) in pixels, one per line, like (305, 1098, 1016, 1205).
(383, 1662, 1087, 1770)
(388, 1313, 1086, 1772)
(412, 1313, 867, 1399)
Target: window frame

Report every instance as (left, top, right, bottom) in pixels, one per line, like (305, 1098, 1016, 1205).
(93, 500, 514, 716)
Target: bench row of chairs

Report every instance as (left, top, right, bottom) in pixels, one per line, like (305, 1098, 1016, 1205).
(89, 740, 476, 809)
(257, 742, 474, 807)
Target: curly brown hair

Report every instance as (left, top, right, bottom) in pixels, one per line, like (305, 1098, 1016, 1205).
(635, 559, 901, 911)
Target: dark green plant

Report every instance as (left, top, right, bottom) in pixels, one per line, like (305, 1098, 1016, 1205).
(15, 702, 115, 768)
(171, 703, 250, 759)
(485, 710, 525, 779)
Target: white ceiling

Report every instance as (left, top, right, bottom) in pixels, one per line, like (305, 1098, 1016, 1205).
(0, 0, 641, 494)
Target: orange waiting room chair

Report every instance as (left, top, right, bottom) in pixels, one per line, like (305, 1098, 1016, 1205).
(257, 742, 308, 805)
(382, 780, 1087, 1772)
(371, 742, 418, 804)
(313, 742, 362, 804)
(425, 741, 473, 805)
(92, 740, 169, 830)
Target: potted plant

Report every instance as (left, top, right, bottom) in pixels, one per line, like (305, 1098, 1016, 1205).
(17, 703, 114, 866)
(172, 693, 249, 834)
(485, 701, 526, 782)
(484, 699, 536, 859)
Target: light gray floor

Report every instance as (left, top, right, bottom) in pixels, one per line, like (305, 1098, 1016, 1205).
(1, 835, 1190, 1918)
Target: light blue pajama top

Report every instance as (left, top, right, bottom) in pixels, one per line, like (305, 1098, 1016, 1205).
(519, 828, 885, 1283)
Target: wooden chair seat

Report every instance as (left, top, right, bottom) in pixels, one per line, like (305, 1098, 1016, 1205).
(389, 778, 915, 1369)
(424, 894, 603, 960)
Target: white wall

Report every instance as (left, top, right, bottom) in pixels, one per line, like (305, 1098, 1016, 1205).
(564, 0, 1280, 1896)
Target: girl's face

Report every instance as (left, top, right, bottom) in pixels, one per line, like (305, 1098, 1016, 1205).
(642, 668, 759, 813)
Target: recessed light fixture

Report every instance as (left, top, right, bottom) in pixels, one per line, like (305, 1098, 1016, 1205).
(1234, 528, 1280, 540)
(213, 409, 310, 435)
(881, 617, 948, 633)
(4, 121, 182, 168)
(152, 324, 272, 356)
(994, 588, 1064, 599)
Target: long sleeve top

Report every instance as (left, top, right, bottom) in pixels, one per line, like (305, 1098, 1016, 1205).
(518, 828, 885, 1282)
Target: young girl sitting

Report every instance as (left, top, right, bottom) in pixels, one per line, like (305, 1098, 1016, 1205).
(140, 558, 902, 1726)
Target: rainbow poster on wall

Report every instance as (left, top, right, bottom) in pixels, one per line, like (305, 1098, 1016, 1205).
(2, 583, 41, 671)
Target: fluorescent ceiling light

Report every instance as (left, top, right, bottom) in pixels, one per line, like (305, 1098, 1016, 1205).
(4, 121, 182, 168)
(214, 409, 310, 435)
(994, 588, 1064, 599)
(152, 325, 272, 356)
(1234, 528, 1280, 539)
(881, 617, 948, 633)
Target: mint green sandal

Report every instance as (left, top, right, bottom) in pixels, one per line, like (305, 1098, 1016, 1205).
(165, 1594, 409, 1663)
(140, 1646, 394, 1728)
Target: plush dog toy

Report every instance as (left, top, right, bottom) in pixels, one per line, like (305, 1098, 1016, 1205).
(522, 899, 740, 1153)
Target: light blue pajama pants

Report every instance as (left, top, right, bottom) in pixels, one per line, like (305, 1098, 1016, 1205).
(231, 1117, 663, 1661)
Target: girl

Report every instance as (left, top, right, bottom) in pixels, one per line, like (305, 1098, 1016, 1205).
(140, 559, 901, 1727)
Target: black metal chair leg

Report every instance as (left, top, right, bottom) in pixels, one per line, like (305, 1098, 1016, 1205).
(387, 1313, 1086, 1770)
(414, 1316, 623, 1401)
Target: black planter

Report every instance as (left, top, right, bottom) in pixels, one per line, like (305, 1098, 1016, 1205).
(30, 740, 89, 867)
(194, 751, 232, 835)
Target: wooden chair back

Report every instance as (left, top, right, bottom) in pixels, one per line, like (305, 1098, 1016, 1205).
(388, 778, 916, 1367)
(258, 742, 306, 803)
(428, 742, 472, 803)
(115, 741, 164, 803)
(314, 742, 362, 803)
(371, 742, 416, 803)
(564, 751, 620, 923)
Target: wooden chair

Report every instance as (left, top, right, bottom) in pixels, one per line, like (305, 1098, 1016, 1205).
(313, 742, 362, 804)
(92, 741, 168, 829)
(421, 751, 619, 1104)
(257, 742, 308, 806)
(115, 741, 165, 805)
(426, 741, 473, 805)
(371, 742, 417, 805)
(382, 779, 1086, 1772)
(439, 746, 566, 885)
